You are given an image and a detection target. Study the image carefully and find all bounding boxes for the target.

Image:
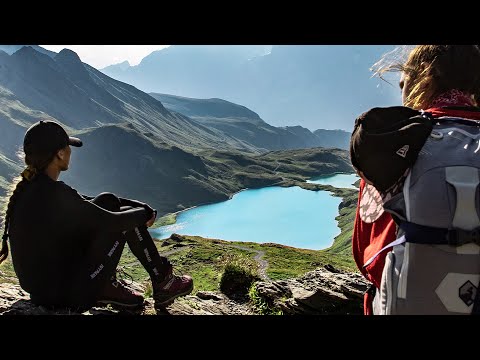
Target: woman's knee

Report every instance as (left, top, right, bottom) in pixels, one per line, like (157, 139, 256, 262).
(91, 192, 121, 211)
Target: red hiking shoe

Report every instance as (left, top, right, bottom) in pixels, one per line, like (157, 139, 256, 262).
(153, 265, 193, 309)
(97, 270, 145, 309)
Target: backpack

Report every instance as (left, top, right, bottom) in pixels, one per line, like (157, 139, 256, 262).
(351, 107, 480, 314)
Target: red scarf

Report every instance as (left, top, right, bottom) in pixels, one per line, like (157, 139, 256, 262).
(425, 89, 480, 119)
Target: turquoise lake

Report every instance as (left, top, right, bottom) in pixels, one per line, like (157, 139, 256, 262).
(307, 173, 359, 189)
(150, 173, 359, 250)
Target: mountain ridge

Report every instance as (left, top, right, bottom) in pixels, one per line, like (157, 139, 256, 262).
(150, 92, 351, 151)
(0, 45, 56, 58)
(0, 46, 259, 153)
(101, 45, 401, 130)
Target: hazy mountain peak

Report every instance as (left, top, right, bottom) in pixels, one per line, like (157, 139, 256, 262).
(54, 48, 90, 84)
(0, 45, 56, 58)
(10, 46, 56, 68)
(150, 93, 262, 120)
(0, 45, 26, 55)
(55, 48, 82, 63)
(102, 45, 400, 131)
(13, 45, 37, 56)
(100, 60, 130, 72)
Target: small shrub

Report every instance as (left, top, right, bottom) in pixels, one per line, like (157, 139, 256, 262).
(219, 253, 261, 298)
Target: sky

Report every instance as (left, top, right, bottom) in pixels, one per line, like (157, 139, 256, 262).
(40, 45, 170, 69)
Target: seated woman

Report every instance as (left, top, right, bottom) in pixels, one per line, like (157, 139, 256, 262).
(0, 120, 193, 312)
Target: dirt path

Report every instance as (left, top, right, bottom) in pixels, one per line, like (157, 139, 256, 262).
(225, 244, 270, 281)
(270, 160, 287, 186)
(158, 243, 270, 280)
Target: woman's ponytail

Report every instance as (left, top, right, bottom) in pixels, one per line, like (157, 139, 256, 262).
(0, 168, 36, 265)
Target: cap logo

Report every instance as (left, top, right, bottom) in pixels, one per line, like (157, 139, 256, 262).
(396, 145, 409, 158)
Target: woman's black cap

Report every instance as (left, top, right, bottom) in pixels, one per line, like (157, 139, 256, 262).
(23, 120, 83, 155)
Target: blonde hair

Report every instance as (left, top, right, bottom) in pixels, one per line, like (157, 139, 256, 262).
(372, 45, 480, 110)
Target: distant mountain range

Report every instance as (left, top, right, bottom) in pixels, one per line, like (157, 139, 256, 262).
(0, 45, 56, 58)
(0, 46, 353, 214)
(150, 93, 351, 151)
(101, 45, 401, 131)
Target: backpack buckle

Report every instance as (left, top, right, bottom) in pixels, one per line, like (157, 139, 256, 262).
(448, 228, 480, 246)
(472, 229, 480, 245)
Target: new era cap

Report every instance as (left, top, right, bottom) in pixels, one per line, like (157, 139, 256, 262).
(23, 120, 82, 155)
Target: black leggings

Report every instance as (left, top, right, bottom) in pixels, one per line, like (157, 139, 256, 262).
(67, 193, 170, 309)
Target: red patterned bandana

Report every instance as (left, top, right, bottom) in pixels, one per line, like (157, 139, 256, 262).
(359, 183, 385, 223)
(359, 168, 410, 223)
(428, 89, 475, 108)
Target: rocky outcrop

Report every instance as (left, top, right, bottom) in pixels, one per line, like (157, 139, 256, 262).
(254, 266, 369, 315)
(0, 284, 253, 315)
(0, 265, 368, 315)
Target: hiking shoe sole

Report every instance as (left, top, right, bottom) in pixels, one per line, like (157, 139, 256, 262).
(154, 283, 194, 309)
(96, 299, 145, 310)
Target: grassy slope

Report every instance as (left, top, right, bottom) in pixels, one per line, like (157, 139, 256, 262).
(0, 182, 359, 295)
(325, 189, 358, 256)
(119, 182, 360, 295)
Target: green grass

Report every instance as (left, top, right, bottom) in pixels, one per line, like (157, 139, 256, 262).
(153, 213, 177, 228)
(112, 180, 360, 292)
(248, 283, 283, 315)
(0, 183, 361, 302)
(324, 189, 358, 256)
(230, 241, 357, 281)
(116, 235, 258, 294)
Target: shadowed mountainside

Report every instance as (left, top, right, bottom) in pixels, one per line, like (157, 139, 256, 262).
(0, 46, 252, 152)
(63, 123, 353, 215)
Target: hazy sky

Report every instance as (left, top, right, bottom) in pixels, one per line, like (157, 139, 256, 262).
(40, 45, 170, 69)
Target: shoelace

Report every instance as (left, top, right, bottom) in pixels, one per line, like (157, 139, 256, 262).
(161, 259, 183, 279)
(158, 265, 186, 289)
(172, 267, 185, 279)
(164, 258, 185, 278)
(114, 266, 134, 287)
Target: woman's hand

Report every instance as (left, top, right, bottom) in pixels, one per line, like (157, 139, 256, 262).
(146, 210, 157, 228)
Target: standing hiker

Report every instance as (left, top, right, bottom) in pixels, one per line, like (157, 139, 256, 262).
(350, 45, 480, 314)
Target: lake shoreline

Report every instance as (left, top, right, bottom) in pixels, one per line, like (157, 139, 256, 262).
(154, 170, 356, 229)
(308, 170, 354, 180)
(151, 173, 358, 252)
(152, 187, 250, 229)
